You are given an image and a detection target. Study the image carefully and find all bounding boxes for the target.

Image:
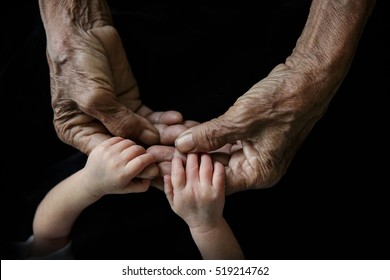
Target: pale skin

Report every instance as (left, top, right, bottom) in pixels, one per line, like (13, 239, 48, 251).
(38, 0, 377, 194)
(31, 137, 157, 257)
(164, 153, 244, 260)
(31, 138, 242, 259)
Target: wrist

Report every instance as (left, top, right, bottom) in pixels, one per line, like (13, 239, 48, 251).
(38, 0, 113, 54)
(75, 169, 104, 203)
(286, 0, 376, 90)
(188, 218, 225, 236)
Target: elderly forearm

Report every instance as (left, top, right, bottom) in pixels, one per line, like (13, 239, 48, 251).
(288, 0, 376, 89)
(38, 0, 112, 52)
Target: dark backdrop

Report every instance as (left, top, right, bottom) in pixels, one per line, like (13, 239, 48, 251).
(1, 1, 389, 259)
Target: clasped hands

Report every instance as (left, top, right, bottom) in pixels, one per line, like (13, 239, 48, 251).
(47, 26, 328, 195)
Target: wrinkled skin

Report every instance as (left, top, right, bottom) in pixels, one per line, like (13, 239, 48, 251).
(39, 0, 195, 178)
(150, 63, 332, 194)
(175, 63, 332, 194)
(40, 0, 376, 193)
(46, 25, 190, 155)
(155, 1, 377, 194)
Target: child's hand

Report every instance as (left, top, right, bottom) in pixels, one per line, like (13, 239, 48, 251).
(82, 137, 157, 198)
(164, 153, 225, 232)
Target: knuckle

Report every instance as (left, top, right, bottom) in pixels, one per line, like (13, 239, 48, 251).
(194, 118, 233, 151)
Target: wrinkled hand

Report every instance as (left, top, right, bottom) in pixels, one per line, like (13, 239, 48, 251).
(46, 24, 187, 155)
(171, 0, 376, 194)
(174, 63, 339, 194)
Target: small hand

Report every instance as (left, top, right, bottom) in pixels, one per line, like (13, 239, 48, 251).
(164, 153, 225, 230)
(82, 137, 158, 198)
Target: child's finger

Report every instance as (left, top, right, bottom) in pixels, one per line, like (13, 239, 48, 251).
(185, 153, 199, 182)
(124, 178, 151, 193)
(171, 157, 186, 189)
(212, 161, 225, 192)
(199, 153, 213, 185)
(125, 153, 156, 179)
(164, 175, 174, 206)
(121, 145, 147, 162)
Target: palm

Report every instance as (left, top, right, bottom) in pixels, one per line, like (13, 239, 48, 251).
(48, 24, 190, 155)
(48, 26, 143, 151)
(88, 26, 143, 111)
(225, 139, 286, 195)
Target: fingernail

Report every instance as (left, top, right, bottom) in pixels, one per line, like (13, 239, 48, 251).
(175, 132, 195, 152)
(140, 129, 159, 145)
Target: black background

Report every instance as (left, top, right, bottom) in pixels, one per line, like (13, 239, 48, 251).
(1, 1, 389, 259)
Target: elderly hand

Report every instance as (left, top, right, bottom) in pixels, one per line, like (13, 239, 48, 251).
(39, 1, 188, 156)
(174, 62, 340, 194)
(174, 0, 376, 194)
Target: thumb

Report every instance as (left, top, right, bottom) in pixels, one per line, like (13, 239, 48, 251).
(175, 115, 240, 153)
(87, 98, 159, 145)
(121, 110, 160, 145)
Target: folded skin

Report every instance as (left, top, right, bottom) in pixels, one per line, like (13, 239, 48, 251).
(38, 1, 190, 150)
(174, 0, 377, 194)
(38, 1, 376, 193)
(38, 0, 195, 178)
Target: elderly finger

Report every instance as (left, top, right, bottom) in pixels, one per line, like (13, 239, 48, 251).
(147, 145, 175, 163)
